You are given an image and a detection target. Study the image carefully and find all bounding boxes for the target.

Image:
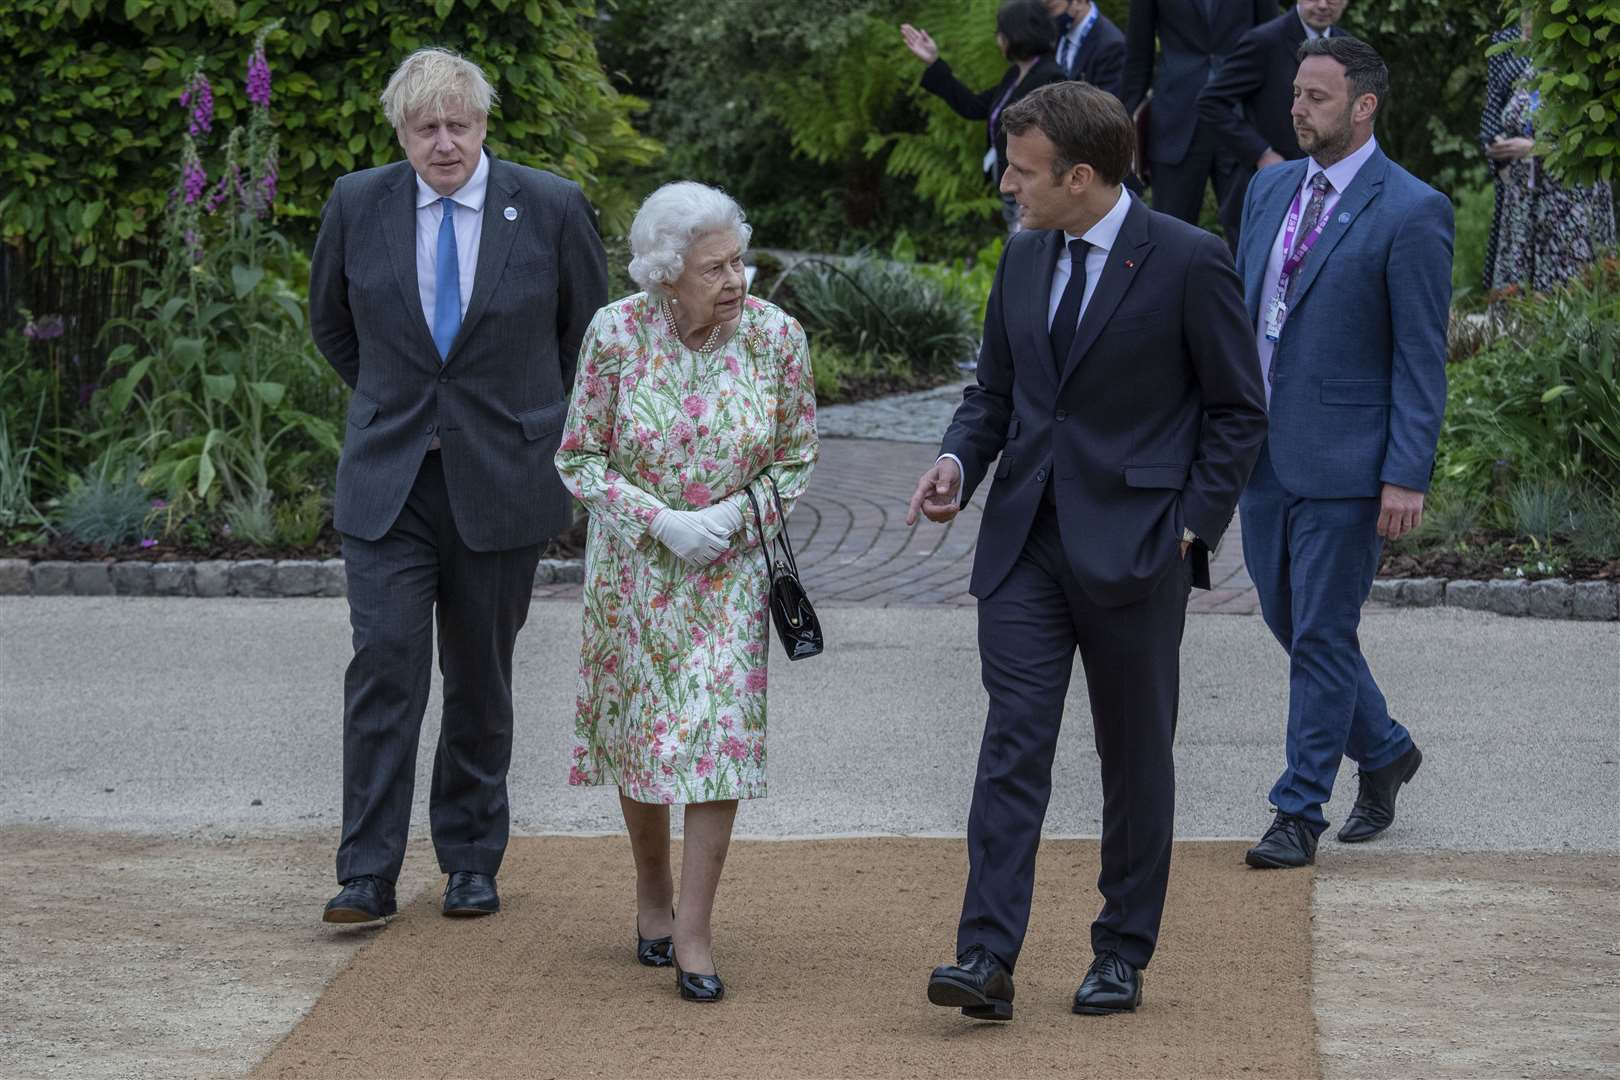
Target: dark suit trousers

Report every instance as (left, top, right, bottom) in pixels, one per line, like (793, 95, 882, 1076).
(336, 452, 541, 883)
(957, 502, 1191, 972)
(1238, 445, 1413, 833)
(1150, 129, 1245, 227)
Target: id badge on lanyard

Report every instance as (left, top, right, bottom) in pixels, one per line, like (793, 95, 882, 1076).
(1268, 177, 1330, 343)
(1264, 296, 1286, 342)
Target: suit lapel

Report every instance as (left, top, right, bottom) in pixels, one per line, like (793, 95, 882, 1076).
(1286, 149, 1387, 311)
(1026, 230, 1062, 382)
(380, 163, 439, 358)
(1242, 160, 1306, 323)
(1057, 195, 1154, 389)
(447, 154, 522, 365)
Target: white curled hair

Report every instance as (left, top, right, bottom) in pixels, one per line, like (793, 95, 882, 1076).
(380, 47, 498, 128)
(628, 182, 753, 299)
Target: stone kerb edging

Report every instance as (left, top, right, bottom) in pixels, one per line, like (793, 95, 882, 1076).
(1367, 577, 1619, 621)
(0, 558, 584, 599)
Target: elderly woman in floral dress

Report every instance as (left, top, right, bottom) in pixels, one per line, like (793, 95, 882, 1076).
(554, 181, 818, 1003)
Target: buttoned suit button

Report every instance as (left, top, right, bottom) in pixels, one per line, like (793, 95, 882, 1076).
(1036, 469, 1047, 483)
(425, 424, 436, 434)
(1055, 410, 1067, 422)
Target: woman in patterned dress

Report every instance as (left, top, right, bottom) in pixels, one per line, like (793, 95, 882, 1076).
(1480, 19, 1616, 297)
(554, 182, 818, 1002)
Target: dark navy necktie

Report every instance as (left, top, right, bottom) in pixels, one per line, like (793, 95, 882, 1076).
(1049, 237, 1092, 371)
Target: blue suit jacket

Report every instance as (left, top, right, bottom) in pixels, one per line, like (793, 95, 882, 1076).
(1236, 147, 1453, 498)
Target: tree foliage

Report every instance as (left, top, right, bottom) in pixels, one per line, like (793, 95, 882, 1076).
(1516, 0, 1620, 184)
(0, 0, 660, 267)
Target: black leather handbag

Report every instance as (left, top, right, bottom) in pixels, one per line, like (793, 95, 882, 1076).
(744, 475, 823, 661)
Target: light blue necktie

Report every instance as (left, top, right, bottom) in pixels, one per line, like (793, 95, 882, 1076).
(432, 196, 461, 361)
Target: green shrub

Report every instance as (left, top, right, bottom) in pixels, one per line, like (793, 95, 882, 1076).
(1438, 257, 1620, 494)
(778, 256, 977, 379)
(0, 0, 658, 265)
(1514, 0, 1620, 185)
(1571, 487, 1620, 560)
(57, 455, 151, 547)
(1450, 180, 1496, 306)
(1505, 477, 1577, 549)
(1416, 486, 1487, 549)
(223, 495, 275, 546)
(272, 488, 328, 548)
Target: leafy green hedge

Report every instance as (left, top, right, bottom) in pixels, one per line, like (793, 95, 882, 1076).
(1518, 0, 1620, 184)
(0, 0, 659, 267)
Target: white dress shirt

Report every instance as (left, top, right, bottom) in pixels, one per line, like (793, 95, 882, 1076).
(1254, 135, 1379, 400)
(1055, 6, 1100, 75)
(939, 186, 1132, 497)
(415, 149, 488, 332)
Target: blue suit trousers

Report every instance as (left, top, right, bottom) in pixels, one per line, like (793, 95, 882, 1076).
(1239, 444, 1413, 831)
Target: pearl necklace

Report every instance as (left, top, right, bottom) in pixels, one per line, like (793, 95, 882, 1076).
(661, 298, 722, 354)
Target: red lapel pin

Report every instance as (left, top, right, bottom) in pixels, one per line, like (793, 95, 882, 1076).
(1124, 259, 1135, 269)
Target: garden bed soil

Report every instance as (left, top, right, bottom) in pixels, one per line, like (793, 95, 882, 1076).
(1, 520, 588, 564)
(1379, 544, 1619, 582)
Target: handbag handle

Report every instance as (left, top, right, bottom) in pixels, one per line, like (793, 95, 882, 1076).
(744, 474, 801, 582)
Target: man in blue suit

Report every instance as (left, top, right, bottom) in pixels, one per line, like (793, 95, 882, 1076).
(1235, 35, 1452, 869)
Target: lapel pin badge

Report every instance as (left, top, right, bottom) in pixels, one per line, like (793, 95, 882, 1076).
(1338, 212, 1350, 223)
(1124, 259, 1135, 269)
(504, 206, 518, 221)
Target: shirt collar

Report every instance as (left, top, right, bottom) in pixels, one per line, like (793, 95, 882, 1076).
(415, 148, 490, 211)
(1065, 5, 1099, 44)
(1306, 135, 1377, 197)
(1064, 185, 1131, 255)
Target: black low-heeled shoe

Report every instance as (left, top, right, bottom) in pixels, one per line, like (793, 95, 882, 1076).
(636, 918, 673, 967)
(675, 959, 725, 1002)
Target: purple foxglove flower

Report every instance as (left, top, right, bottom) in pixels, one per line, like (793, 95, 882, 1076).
(140, 538, 158, 549)
(183, 159, 207, 205)
(246, 49, 272, 108)
(22, 314, 65, 340)
(182, 73, 214, 137)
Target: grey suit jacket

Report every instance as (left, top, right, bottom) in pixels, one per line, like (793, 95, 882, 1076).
(309, 154, 608, 551)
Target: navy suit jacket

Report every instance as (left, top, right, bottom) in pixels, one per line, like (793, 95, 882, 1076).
(1196, 8, 1313, 166)
(1236, 148, 1453, 498)
(943, 194, 1267, 607)
(1123, 0, 1278, 165)
(1063, 13, 1128, 102)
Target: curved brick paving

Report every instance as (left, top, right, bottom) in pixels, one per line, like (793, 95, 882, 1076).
(537, 436, 1259, 613)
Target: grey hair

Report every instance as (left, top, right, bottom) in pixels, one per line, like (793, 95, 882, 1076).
(380, 47, 499, 128)
(627, 182, 753, 299)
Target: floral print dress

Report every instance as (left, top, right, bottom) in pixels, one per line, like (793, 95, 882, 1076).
(554, 294, 819, 804)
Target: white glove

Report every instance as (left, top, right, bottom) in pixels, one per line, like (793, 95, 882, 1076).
(696, 500, 744, 539)
(649, 508, 730, 566)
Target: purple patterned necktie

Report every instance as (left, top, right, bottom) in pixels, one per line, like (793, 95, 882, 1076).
(1285, 172, 1332, 303)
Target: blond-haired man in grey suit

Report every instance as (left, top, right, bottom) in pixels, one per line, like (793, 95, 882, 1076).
(309, 47, 607, 923)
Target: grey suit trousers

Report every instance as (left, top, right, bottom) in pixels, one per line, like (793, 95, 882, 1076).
(336, 452, 540, 884)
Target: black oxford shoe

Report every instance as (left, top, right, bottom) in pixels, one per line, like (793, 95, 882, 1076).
(442, 871, 499, 916)
(1245, 811, 1319, 869)
(1073, 950, 1143, 1014)
(322, 875, 396, 923)
(1337, 744, 1422, 843)
(927, 943, 1015, 1021)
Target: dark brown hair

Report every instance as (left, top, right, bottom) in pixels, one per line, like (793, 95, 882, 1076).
(998, 81, 1135, 186)
(1297, 35, 1390, 112)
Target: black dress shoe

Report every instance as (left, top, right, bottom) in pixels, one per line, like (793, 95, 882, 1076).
(926, 943, 1015, 1021)
(1073, 950, 1143, 1014)
(1337, 744, 1422, 843)
(1245, 811, 1319, 868)
(675, 959, 725, 1002)
(636, 916, 674, 967)
(442, 871, 499, 916)
(322, 875, 396, 923)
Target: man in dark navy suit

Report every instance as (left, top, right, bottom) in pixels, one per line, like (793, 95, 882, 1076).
(1198, 0, 1350, 251)
(1123, 0, 1278, 223)
(908, 81, 1266, 1021)
(1044, 0, 1128, 102)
